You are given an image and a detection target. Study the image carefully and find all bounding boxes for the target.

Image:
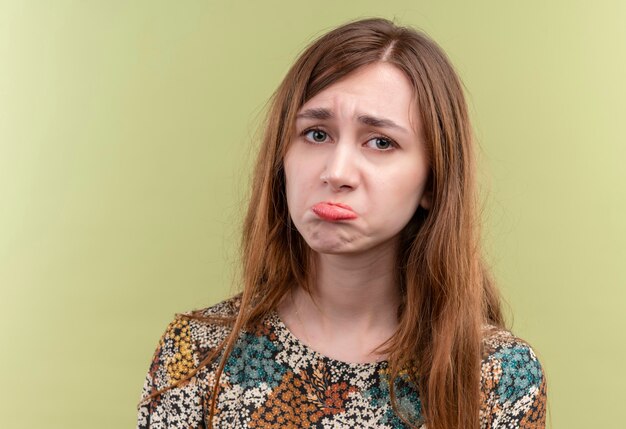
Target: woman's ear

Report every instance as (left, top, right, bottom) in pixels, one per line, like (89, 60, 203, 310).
(419, 188, 432, 210)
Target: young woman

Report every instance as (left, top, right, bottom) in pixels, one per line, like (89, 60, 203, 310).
(137, 18, 547, 429)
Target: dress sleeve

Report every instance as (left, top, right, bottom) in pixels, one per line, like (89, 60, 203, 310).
(480, 337, 547, 428)
(137, 316, 207, 429)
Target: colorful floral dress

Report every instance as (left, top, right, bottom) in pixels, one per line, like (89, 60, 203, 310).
(137, 296, 546, 428)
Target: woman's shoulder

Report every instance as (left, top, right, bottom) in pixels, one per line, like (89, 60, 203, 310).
(168, 294, 243, 351)
(181, 293, 243, 319)
(144, 295, 243, 386)
(137, 295, 243, 428)
(479, 325, 547, 427)
(481, 324, 539, 356)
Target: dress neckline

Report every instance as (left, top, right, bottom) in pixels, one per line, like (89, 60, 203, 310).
(267, 308, 389, 371)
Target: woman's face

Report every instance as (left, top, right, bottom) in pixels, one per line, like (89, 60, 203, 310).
(283, 62, 430, 255)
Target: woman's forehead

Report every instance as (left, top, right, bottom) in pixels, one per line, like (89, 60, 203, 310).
(298, 63, 422, 134)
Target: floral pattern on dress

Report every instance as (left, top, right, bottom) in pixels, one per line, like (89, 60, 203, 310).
(224, 332, 287, 390)
(479, 328, 547, 429)
(362, 368, 423, 428)
(137, 296, 547, 428)
(492, 345, 543, 405)
(247, 359, 359, 428)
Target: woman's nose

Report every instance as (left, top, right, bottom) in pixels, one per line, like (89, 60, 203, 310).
(320, 141, 359, 191)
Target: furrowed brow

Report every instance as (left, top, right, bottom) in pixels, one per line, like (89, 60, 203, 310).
(296, 108, 333, 120)
(357, 115, 408, 133)
(295, 109, 409, 134)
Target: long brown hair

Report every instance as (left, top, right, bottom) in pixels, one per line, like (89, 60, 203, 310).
(146, 17, 505, 429)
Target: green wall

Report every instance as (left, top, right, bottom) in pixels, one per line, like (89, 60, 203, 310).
(1, 1, 624, 428)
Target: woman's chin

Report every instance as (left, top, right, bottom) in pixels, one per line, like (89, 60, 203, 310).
(307, 239, 361, 255)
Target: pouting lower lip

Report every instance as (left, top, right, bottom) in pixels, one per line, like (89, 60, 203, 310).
(311, 202, 357, 220)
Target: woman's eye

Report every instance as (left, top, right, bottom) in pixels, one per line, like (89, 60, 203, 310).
(366, 137, 394, 151)
(305, 129, 328, 143)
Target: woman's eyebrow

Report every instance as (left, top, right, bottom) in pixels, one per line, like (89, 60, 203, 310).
(296, 107, 408, 134)
(357, 114, 408, 134)
(296, 107, 333, 120)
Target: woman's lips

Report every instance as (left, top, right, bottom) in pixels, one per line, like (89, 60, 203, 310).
(311, 202, 358, 221)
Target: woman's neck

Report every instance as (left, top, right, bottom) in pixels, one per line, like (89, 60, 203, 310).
(307, 245, 401, 331)
(279, 239, 402, 363)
